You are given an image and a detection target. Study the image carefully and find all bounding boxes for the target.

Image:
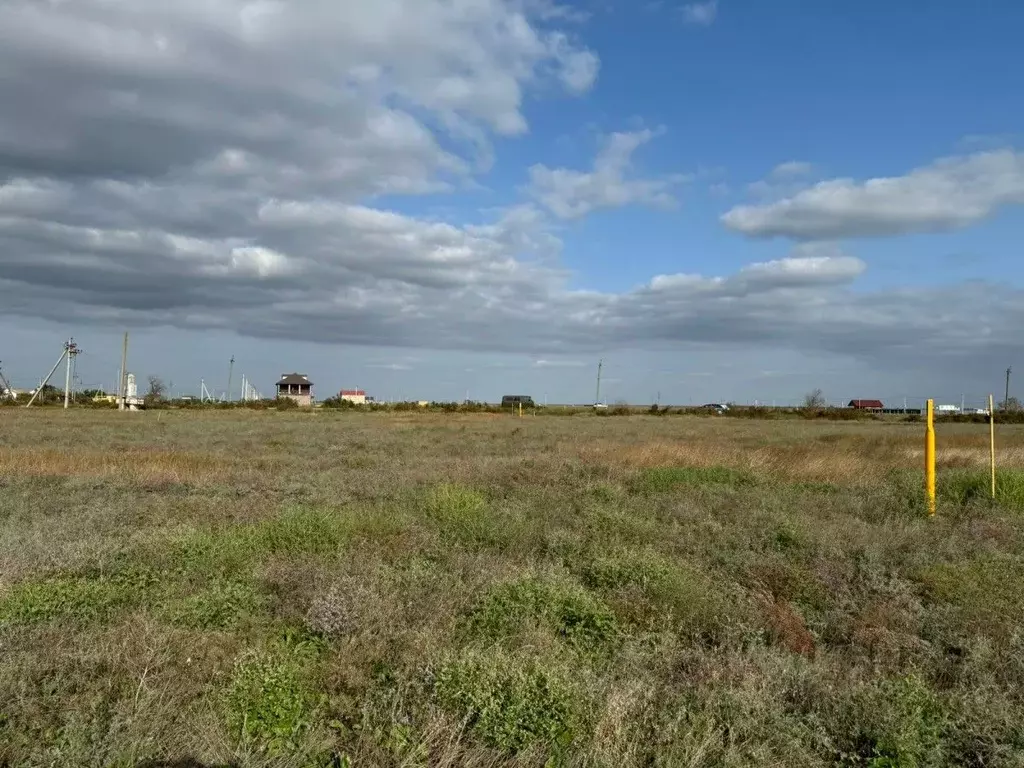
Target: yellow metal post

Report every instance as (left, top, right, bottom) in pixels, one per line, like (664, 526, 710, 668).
(925, 399, 936, 516)
(519, 402, 523, 418)
(990, 394, 997, 501)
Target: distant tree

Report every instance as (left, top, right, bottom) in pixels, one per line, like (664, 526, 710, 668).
(146, 376, 166, 400)
(1000, 396, 1022, 412)
(79, 389, 107, 400)
(803, 389, 827, 409)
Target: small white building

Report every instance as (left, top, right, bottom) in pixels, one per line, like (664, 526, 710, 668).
(340, 389, 367, 405)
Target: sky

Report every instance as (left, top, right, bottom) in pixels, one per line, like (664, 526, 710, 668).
(1, 0, 1023, 407)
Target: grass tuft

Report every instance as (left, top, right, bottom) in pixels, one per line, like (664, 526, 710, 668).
(423, 482, 500, 545)
(466, 577, 619, 655)
(435, 648, 579, 753)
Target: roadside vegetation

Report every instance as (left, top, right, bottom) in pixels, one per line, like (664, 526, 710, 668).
(2, 409, 1024, 766)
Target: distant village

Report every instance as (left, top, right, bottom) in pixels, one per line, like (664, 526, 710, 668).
(2, 369, 995, 418)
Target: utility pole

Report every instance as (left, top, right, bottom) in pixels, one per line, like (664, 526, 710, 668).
(1006, 367, 1012, 409)
(26, 344, 70, 407)
(63, 338, 80, 409)
(0, 361, 12, 399)
(227, 356, 235, 402)
(595, 359, 603, 405)
(118, 332, 129, 411)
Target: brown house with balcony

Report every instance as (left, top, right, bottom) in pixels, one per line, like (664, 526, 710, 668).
(276, 373, 314, 406)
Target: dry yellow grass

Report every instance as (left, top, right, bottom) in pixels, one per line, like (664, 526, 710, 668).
(0, 447, 236, 485)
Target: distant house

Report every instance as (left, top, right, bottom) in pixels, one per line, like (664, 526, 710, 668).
(276, 373, 314, 406)
(849, 399, 884, 411)
(340, 389, 366, 405)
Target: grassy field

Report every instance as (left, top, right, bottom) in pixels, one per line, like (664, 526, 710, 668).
(2, 410, 1024, 767)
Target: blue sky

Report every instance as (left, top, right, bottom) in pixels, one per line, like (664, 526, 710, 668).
(0, 0, 1022, 407)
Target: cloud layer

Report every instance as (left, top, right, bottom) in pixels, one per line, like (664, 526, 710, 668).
(723, 150, 1024, 239)
(0, 0, 1022, 378)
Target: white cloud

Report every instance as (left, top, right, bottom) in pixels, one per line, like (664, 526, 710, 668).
(769, 161, 815, 179)
(681, 0, 718, 26)
(0, 0, 599, 192)
(528, 129, 685, 219)
(723, 150, 1024, 239)
(648, 251, 865, 293)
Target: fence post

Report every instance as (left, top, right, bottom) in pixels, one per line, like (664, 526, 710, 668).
(926, 399, 936, 516)
(990, 394, 997, 501)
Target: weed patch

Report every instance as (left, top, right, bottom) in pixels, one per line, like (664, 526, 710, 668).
(0, 568, 160, 625)
(917, 555, 1024, 641)
(572, 551, 740, 640)
(435, 648, 579, 753)
(166, 579, 268, 630)
(466, 577, 618, 654)
(171, 507, 351, 576)
(423, 483, 499, 545)
(226, 647, 324, 755)
(632, 465, 754, 494)
(836, 675, 948, 766)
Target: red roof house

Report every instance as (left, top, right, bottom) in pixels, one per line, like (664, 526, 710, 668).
(849, 399, 884, 410)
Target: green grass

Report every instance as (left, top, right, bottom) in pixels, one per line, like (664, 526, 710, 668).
(465, 576, 619, 655)
(938, 468, 1024, 510)
(170, 506, 355, 576)
(4, 409, 1024, 765)
(435, 648, 580, 753)
(633, 465, 755, 493)
(167, 579, 269, 630)
(0, 566, 161, 625)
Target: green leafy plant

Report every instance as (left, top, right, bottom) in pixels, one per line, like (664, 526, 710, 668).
(167, 579, 268, 629)
(435, 649, 578, 753)
(226, 650, 321, 755)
